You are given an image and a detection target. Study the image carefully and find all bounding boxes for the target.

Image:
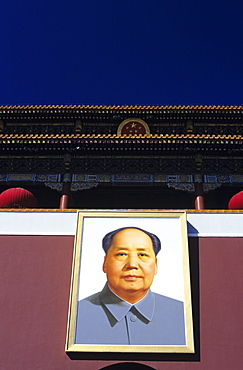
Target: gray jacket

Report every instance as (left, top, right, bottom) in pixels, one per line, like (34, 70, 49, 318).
(75, 283, 185, 345)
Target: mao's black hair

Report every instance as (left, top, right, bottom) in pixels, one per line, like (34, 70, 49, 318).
(102, 227, 161, 256)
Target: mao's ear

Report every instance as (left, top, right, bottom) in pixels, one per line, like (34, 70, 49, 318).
(155, 257, 158, 275)
(103, 256, 107, 273)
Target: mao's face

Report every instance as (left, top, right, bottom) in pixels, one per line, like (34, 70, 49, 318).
(103, 228, 158, 304)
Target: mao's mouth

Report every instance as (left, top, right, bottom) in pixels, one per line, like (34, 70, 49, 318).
(123, 275, 142, 281)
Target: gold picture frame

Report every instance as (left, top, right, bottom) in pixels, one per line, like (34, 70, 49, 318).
(66, 210, 194, 353)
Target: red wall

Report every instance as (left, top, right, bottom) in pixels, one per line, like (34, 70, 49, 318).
(0, 235, 242, 369)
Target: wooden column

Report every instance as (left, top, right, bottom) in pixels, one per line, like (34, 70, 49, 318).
(59, 174, 71, 209)
(194, 176, 204, 210)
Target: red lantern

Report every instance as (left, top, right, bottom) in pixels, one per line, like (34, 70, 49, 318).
(0, 188, 38, 208)
(228, 191, 243, 210)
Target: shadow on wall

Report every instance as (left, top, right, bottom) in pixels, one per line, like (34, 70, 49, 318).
(100, 363, 156, 369)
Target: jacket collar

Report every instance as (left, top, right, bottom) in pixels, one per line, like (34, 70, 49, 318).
(100, 283, 155, 322)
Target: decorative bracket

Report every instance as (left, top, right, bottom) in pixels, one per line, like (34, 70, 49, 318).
(167, 182, 222, 193)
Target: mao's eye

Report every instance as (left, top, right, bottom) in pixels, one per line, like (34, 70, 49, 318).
(138, 253, 149, 258)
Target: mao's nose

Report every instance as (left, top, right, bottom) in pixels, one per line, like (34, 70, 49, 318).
(125, 254, 139, 269)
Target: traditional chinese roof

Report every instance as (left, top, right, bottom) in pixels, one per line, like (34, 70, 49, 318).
(0, 105, 242, 176)
(1, 105, 243, 136)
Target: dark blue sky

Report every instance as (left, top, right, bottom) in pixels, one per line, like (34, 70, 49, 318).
(1, 0, 242, 106)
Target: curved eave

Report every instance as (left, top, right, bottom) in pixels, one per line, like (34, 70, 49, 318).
(0, 104, 243, 113)
(0, 133, 243, 141)
(0, 133, 242, 156)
